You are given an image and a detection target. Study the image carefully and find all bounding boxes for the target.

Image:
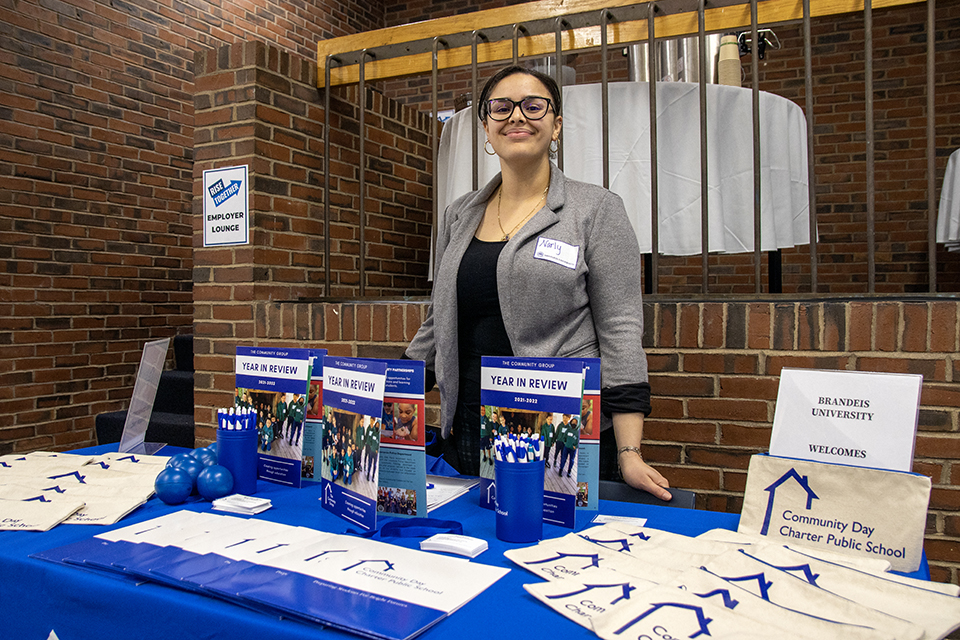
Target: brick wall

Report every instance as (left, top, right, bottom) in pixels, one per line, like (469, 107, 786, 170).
(192, 40, 433, 442)
(380, 0, 960, 294)
(223, 296, 960, 584)
(0, 0, 385, 455)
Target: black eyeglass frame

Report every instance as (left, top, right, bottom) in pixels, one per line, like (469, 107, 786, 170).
(484, 96, 555, 121)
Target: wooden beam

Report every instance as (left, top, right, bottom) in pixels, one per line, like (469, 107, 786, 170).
(317, 0, 923, 88)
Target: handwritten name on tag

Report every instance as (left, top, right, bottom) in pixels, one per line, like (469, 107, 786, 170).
(534, 237, 579, 269)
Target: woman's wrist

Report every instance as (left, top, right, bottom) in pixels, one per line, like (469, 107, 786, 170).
(616, 444, 643, 479)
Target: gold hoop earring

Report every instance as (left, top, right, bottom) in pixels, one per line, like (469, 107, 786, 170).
(484, 140, 497, 156)
(550, 139, 559, 154)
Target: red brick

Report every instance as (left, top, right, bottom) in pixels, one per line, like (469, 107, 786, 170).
(678, 304, 700, 348)
(930, 302, 958, 353)
(917, 435, 960, 460)
(701, 304, 724, 348)
(849, 302, 873, 351)
(687, 398, 770, 422)
(901, 303, 928, 353)
(649, 375, 715, 398)
(875, 303, 900, 352)
(925, 538, 960, 566)
(644, 444, 683, 464)
(650, 398, 684, 419)
(644, 420, 716, 444)
(797, 304, 820, 350)
(719, 424, 773, 448)
(723, 470, 748, 493)
(660, 466, 722, 491)
(922, 384, 960, 409)
(719, 376, 780, 400)
(747, 303, 771, 349)
(686, 447, 754, 470)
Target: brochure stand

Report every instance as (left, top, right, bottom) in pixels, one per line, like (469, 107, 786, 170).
(118, 337, 171, 455)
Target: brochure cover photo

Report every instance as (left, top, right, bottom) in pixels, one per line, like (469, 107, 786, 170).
(377, 359, 428, 517)
(321, 356, 387, 531)
(479, 356, 585, 529)
(234, 346, 312, 487)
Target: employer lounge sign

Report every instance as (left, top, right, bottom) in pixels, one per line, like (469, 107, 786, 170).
(202, 165, 249, 247)
(769, 368, 921, 472)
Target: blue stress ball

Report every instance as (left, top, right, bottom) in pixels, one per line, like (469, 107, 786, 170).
(197, 465, 234, 501)
(177, 457, 204, 488)
(193, 446, 218, 468)
(154, 467, 194, 505)
(166, 452, 195, 469)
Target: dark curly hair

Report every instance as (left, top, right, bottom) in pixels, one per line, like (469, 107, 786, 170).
(477, 65, 563, 122)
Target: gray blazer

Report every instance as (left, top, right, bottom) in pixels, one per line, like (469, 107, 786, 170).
(406, 164, 649, 437)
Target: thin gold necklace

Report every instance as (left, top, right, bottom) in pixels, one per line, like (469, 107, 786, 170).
(497, 184, 549, 241)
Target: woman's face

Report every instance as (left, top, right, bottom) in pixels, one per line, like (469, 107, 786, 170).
(483, 73, 561, 165)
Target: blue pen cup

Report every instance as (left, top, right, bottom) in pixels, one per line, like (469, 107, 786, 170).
(217, 428, 258, 495)
(494, 459, 544, 543)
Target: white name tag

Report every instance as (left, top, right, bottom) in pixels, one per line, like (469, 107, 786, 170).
(533, 237, 579, 269)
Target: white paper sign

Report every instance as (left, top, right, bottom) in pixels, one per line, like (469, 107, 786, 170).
(770, 368, 922, 472)
(203, 164, 249, 246)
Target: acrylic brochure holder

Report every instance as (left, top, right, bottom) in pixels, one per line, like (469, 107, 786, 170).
(118, 337, 171, 455)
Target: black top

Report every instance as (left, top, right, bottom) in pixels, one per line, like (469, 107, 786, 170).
(452, 237, 651, 419)
(456, 237, 513, 412)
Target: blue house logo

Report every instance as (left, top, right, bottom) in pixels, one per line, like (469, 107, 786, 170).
(579, 533, 634, 553)
(612, 602, 713, 638)
(761, 467, 819, 535)
(693, 588, 739, 610)
(709, 569, 774, 601)
(545, 582, 638, 606)
(343, 559, 395, 572)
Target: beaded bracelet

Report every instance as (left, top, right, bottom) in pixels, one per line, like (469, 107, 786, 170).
(616, 446, 643, 478)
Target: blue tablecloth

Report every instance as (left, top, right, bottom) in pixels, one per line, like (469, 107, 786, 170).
(0, 445, 925, 640)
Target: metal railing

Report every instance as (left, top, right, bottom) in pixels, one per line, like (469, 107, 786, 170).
(318, 0, 939, 296)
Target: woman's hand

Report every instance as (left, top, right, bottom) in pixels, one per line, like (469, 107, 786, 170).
(618, 449, 672, 501)
(612, 411, 672, 501)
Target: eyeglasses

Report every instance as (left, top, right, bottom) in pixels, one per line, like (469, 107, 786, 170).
(485, 96, 553, 121)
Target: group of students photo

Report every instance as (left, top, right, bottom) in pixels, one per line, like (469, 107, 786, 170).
(477, 408, 583, 478)
(321, 409, 380, 488)
(235, 390, 306, 454)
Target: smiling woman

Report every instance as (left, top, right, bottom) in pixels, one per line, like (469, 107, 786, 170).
(404, 65, 671, 502)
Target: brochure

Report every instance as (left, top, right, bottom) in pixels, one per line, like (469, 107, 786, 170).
(34, 511, 509, 640)
(235, 346, 312, 487)
(376, 359, 427, 518)
(300, 348, 328, 482)
(479, 356, 586, 529)
(321, 356, 388, 531)
(576, 358, 601, 511)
